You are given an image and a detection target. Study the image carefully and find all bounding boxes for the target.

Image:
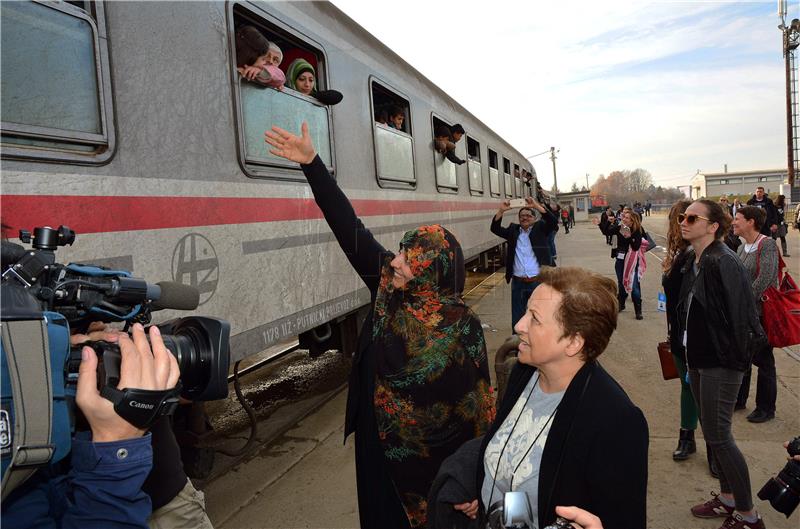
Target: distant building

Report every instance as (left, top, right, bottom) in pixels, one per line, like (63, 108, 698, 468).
(689, 169, 786, 199)
(554, 190, 591, 222)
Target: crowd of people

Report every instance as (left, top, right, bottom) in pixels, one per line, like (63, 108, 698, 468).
(4, 103, 796, 529)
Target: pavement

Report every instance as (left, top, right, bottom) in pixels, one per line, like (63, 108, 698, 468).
(203, 214, 800, 529)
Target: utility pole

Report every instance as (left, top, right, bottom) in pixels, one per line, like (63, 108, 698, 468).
(585, 173, 590, 191)
(550, 146, 559, 201)
(779, 0, 799, 187)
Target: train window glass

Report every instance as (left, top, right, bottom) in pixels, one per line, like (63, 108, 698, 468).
(0, 1, 113, 162)
(513, 163, 521, 198)
(488, 148, 500, 197)
(503, 157, 513, 198)
(233, 7, 334, 177)
(466, 136, 483, 195)
(371, 80, 415, 187)
(432, 115, 460, 193)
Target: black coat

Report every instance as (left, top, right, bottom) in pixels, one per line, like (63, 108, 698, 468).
(746, 195, 779, 236)
(490, 210, 557, 283)
(476, 361, 649, 529)
(676, 240, 769, 371)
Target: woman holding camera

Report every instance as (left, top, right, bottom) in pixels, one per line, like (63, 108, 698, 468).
(676, 200, 768, 529)
(594, 209, 647, 320)
(446, 267, 648, 529)
(264, 123, 494, 529)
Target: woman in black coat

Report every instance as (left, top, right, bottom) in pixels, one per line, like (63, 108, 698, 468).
(444, 266, 648, 529)
(265, 123, 494, 528)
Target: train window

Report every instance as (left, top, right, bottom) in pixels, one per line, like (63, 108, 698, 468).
(513, 163, 521, 198)
(371, 79, 415, 188)
(232, 6, 334, 178)
(503, 157, 513, 198)
(0, 1, 114, 163)
(466, 136, 483, 195)
(431, 115, 462, 193)
(488, 148, 500, 198)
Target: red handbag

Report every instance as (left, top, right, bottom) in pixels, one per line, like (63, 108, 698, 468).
(757, 244, 800, 347)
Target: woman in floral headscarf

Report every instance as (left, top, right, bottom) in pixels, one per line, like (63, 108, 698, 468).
(266, 122, 495, 529)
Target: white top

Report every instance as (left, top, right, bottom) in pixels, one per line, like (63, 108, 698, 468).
(513, 227, 541, 278)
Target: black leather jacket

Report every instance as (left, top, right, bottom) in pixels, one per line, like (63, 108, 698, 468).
(676, 240, 768, 371)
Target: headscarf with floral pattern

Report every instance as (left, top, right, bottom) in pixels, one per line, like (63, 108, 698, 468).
(371, 224, 495, 527)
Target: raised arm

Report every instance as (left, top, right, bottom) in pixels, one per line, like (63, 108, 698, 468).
(265, 123, 386, 292)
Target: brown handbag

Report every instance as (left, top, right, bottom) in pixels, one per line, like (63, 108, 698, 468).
(657, 340, 679, 380)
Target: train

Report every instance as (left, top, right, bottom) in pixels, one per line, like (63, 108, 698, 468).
(1, 0, 537, 366)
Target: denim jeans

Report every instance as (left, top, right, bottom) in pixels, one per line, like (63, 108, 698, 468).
(614, 258, 640, 304)
(511, 278, 539, 331)
(689, 367, 753, 512)
(547, 231, 557, 259)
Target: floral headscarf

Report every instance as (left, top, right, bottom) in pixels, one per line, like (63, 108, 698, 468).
(372, 225, 494, 527)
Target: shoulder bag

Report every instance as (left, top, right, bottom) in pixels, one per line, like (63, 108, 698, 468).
(756, 242, 800, 347)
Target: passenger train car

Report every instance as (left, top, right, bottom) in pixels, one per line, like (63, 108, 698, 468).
(1, 0, 537, 365)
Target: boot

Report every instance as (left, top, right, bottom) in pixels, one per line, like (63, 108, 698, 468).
(672, 428, 696, 461)
(634, 300, 643, 320)
(618, 295, 626, 312)
(706, 443, 719, 479)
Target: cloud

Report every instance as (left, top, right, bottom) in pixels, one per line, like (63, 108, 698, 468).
(332, 0, 792, 189)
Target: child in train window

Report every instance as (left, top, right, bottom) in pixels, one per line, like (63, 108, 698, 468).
(434, 124, 466, 165)
(386, 105, 405, 132)
(235, 25, 285, 89)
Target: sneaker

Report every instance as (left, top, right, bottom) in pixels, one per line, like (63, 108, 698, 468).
(719, 512, 765, 529)
(746, 409, 774, 423)
(691, 492, 734, 519)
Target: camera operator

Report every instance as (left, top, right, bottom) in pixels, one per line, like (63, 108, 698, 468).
(2, 323, 180, 529)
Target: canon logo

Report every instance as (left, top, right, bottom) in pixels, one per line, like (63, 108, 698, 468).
(129, 401, 154, 410)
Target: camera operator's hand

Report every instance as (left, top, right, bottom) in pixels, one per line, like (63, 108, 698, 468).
(784, 440, 800, 462)
(76, 323, 180, 443)
(555, 506, 603, 529)
(453, 499, 478, 520)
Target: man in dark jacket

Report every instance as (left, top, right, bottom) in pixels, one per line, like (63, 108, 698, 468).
(746, 186, 778, 236)
(490, 197, 557, 329)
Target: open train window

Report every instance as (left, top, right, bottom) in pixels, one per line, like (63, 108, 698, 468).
(371, 78, 415, 188)
(0, 0, 115, 164)
(488, 148, 500, 198)
(231, 5, 334, 179)
(431, 115, 462, 193)
(513, 163, 521, 198)
(466, 136, 483, 195)
(503, 157, 513, 198)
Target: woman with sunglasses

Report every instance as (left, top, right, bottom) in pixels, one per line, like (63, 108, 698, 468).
(593, 209, 647, 319)
(675, 200, 769, 529)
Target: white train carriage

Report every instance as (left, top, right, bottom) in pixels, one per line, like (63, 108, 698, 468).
(1, 0, 537, 364)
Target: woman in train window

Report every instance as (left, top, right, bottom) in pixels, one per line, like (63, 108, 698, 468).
(676, 200, 768, 529)
(265, 123, 495, 528)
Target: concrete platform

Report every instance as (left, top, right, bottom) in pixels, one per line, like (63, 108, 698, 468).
(204, 216, 800, 529)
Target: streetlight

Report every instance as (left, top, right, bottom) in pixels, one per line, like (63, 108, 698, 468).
(779, 0, 799, 186)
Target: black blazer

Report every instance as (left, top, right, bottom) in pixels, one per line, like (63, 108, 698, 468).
(300, 156, 386, 438)
(476, 361, 649, 529)
(490, 211, 557, 283)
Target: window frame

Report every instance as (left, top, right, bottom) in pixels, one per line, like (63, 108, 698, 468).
(431, 112, 459, 194)
(0, 0, 116, 165)
(502, 156, 513, 198)
(465, 134, 484, 196)
(229, 2, 336, 180)
(487, 147, 500, 198)
(369, 76, 416, 190)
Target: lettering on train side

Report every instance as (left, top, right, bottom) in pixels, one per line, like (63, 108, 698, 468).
(172, 234, 219, 306)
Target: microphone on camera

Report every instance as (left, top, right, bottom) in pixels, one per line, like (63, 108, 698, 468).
(150, 282, 200, 311)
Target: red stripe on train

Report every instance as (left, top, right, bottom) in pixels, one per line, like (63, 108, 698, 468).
(0, 195, 497, 234)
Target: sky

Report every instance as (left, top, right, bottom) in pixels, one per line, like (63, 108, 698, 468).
(332, 0, 797, 192)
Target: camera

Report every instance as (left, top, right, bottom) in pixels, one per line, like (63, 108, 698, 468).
(758, 436, 800, 517)
(486, 491, 573, 529)
(1, 226, 231, 496)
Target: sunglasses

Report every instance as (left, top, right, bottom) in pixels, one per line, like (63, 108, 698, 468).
(677, 213, 711, 225)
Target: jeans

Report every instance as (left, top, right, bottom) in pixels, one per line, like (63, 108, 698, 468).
(736, 345, 776, 414)
(547, 231, 557, 259)
(614, 258, 640, 304)
(689, 367, 753, 512)
(511, 278, 539, 331)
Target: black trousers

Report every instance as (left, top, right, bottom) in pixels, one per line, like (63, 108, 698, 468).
(736, 344, 777, 414)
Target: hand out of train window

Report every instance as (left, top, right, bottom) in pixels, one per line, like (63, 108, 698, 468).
(434, 124, 465, 165)
(235, 26, 285, 89)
